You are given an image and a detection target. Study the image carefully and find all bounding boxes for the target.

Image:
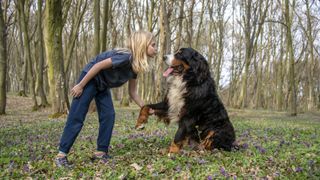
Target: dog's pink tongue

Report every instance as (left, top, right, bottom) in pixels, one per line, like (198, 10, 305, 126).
(163, 67, 174, 77)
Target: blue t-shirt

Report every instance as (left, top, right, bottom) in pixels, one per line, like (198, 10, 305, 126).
(83, 49, 137, 90)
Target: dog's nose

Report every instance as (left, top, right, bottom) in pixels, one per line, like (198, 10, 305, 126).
(163, 55, 167, 61)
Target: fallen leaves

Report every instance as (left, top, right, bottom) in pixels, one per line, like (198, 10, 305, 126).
(130, 163, 143, 171)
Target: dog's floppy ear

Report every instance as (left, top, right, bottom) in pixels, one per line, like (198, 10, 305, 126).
(189, 49, 210, 84)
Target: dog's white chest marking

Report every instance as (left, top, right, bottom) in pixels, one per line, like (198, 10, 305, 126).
(167, 76, 186, 123)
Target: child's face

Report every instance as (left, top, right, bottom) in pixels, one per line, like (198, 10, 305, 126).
(147, 40, 157, 58)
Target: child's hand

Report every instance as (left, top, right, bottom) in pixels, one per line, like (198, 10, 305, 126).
(71, 84, 83, 98)
(149, 108, 155, 115)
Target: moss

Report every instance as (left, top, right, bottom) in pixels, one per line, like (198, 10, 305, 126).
(48, 112, 65, 119)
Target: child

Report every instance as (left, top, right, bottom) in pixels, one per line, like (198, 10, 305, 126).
(55, 30, 157, 167)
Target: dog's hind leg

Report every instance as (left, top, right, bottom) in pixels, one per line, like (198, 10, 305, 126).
(199, 130, 215, 150)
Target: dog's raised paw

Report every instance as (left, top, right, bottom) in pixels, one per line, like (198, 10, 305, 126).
(135, 124, 145, 130)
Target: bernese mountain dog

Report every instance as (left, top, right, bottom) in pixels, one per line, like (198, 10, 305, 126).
(135, 48, 236, 153)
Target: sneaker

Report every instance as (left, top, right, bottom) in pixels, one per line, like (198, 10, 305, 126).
(55, 156, 73, 168)
(91, 154, 112, 163)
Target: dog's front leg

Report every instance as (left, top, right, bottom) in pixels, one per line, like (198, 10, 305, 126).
(135, 106, 151, 129)
(135, 102, 168, 129)
(169, 125, 187, 154)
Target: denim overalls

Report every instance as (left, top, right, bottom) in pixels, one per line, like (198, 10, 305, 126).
(59, 49, 137, 154)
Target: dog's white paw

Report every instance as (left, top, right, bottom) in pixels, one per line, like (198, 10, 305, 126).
(135, 124, 145, 130)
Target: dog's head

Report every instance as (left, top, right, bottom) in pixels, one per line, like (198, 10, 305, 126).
(163, 48, 210, 84)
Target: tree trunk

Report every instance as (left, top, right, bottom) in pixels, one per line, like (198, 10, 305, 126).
(238, 0, 268, 108)
(147, 0, 155, 32)
(133, 1, 143, 30)
(305, 0, 316, 110)
(64, 0, 88, 75)
(195, 0, 205, 49)
(155, 0, 168, 101)
(44, 0, 68, 117)
(276, 26, 285, 111)
(62, 0, 87, 111)
(186, 0, 195, 47)
(125, 0, 132, 36)
(16, 2, 27, 97)
(255, 27, 264, 109)
(238, 0, 252, 108)
(17, 0, 38, 109)
(264, 24, 271, 109)
(36, 0, 49, 107)
(145, 0, 155, 102)
(120, 1, 132, 107)
(228, 0, 236, 106)
(284, 0, 297, 116)
(94, 0, 100, 55)
(101, 0, 110, 52)
(0, 2, 7, 114)
(207, 0, 215, 79)
(214, 0, 227, 90)
(174, 0, 184, 50)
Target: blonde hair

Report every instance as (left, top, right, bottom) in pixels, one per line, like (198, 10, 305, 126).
(125, 30, 154, 73)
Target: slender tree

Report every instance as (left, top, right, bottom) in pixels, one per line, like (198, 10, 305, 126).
(228, 0, 236, 106)
(283, 0, 297, 116)
(214, 0, 229, 90)
(276, 20, 285, 111)
(120, 0, 133, 107)
(144, 0, 156, 102)
(174, 0, 185, 50)
(147, 0, 156, 32)
(305, 0, 316, 110)
(0, 1, 7, 114)
(186, 0, 195, 47)
(64, 0, 88, 75)
(16, 2, 27, 97)
(16, 0, 38, 109)
(238, 0, 269, 108)
(36, 0, 49, 107)
(156, 0, 168, 100)
(94, 0, 100, 55)
(101, 0, 109, 52)
(195, 0, 206, 49)
(254, 26, 265, 109)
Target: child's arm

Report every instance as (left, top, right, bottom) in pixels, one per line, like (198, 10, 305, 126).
(129, 79, 154, 114)
(128, 78, 144, 107)
(71, 58, 112, 97)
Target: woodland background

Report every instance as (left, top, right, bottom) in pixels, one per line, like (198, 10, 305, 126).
(0, 0, 319, 116)
(0, 0, 320, 178)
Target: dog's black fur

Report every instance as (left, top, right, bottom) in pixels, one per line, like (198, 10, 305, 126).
(136, 48, 236, 152)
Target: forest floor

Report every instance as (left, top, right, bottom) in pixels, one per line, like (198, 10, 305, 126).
(0, 95, 320, 179)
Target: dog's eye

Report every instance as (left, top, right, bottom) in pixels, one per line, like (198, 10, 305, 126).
(177, 65, 184, 71)
(172, 64, 184, 72)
